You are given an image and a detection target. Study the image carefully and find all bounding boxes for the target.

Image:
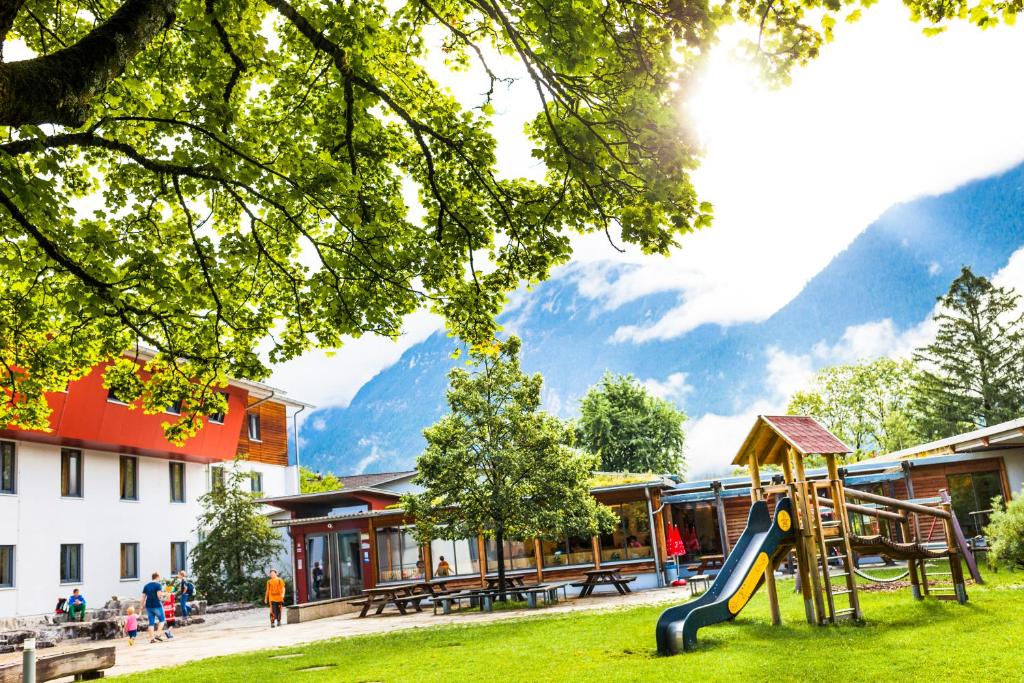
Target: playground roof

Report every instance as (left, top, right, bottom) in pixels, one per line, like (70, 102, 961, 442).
(732, 415, 852, 466)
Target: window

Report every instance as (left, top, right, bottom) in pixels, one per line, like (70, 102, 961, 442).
(541, 534, 595, 568)
(169, 462, 186, 503)
(599, 502, 653, 563)
(947, 471, 1004, 536)
(61, 449, 83, 498)
(166, 399, 184, 415)
(0, 441, 15, 494)
(106, 387, 128, 404)
(428, 538, 481, 578)
(375, 526, 424, 582)
(247, 413, 262, 441)
(250, 471, 263, 494)
(209, 392, 229, 424)
(120, 456, 138, 501)
(60, 544, 82, 583)
(170, 542, 187, 574)
(485, 538, 537, 572)
(120, 543, 139, 580)
(210, 465, 225, 492)
(0, 546, 13, 588)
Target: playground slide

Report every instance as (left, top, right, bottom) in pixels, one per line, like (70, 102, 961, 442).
(656, 497, 795, 655)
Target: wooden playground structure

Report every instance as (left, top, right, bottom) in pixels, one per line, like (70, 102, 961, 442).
(734, 415, 972, 627)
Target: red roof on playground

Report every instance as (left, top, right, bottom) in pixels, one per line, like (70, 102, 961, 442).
(733, 415, 852, 465)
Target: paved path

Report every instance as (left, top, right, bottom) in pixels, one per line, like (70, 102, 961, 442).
(3, 585, 694, 679)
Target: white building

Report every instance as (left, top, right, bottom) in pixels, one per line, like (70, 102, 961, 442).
(0, 359, 309, 619)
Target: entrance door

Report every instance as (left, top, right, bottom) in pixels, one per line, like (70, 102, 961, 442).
(306, 534, 333, 601)
(335, 532, 364, 597)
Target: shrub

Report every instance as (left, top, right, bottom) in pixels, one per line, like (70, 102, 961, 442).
(985, 490, 1024, 570)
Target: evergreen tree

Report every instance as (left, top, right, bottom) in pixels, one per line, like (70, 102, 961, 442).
(576, 373, 687, 475)
(402, 337, 615, 600)
(913, 267, 1024, 439)
(191, 462, 283, 603)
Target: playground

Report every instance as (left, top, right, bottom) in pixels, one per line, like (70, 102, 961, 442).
(110, 565, 1022, 682)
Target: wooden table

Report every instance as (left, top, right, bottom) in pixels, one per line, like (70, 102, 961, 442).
(574, 568, 636, 597)
(412, 579, 450, 596)
(484, 571, 532, 590)
(353, 584, 424, 618)
(686, 554, 725, 573)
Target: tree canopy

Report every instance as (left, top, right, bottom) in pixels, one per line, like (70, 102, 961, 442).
(0, 0, 1014, 439)
(402, 336, 614, 596)
(299, 466, 344, 493)
(787, 357, 921, 460)
(576, 372, 687, 475)
(912, 267, 1024, 439)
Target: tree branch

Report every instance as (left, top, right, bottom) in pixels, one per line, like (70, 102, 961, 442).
(0, 0, 179, 127)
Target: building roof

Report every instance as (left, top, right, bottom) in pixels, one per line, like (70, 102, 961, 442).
(864, 416, 1024, 463)
(336, 470, 416, 489)
(257, 486, 402, 512)
(732, 415, 852, 466)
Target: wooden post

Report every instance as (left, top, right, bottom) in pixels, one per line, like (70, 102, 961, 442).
(793, 451, 825, 625)
(712, 483, 731, 555)
(749, 453, 781, 626)
(534, 539, 544, 583)
(826, 454, 861, 620)
(478, 535, 488, 588)
(423, 542, 433, 582)
(941, 502, 968, 604)
(592, 536, 601, 569)
(367, 518, 378, 588)
(902, 518, 922, 600)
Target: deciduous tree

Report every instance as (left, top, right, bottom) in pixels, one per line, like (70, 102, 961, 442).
(0, 0, 1014, 440)
(299, 466, 344, 493)
(576, 372, 687, 475)
(402, 336, 614, 599)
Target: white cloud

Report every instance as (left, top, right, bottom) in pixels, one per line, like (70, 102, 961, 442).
(685, 400, 781, 479)
(310, 417, 327, 432)
(567, 7, 1024, 343)
(641, 372, 693, 403)
(268, 309, 444, 409)
(993, 247, 1024, 294)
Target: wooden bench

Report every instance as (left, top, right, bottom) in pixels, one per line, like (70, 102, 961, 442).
(688, 574, 711, 595)
(571, 576, 636, 597)
(0, 646, 115, 682)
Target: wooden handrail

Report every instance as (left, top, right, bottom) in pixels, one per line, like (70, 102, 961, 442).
(844, 488, 950, 519)
(818, 496, 906, 523)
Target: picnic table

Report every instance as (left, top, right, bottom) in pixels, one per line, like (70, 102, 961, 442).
(350, 584, 426, 618)
(686, 554, 725, 574)
(573, 568, 636, 597)
(483, 570, 533, 591)
(411, 579, 451, 596)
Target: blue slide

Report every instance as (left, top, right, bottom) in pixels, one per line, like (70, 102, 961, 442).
(656, 497, 795, 655)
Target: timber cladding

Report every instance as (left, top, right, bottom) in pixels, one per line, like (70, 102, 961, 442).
(237, 400, 289, 466)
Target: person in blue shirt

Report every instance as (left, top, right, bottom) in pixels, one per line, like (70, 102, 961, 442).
(66, 589, 87, 622)
(141, 572, 173, 643)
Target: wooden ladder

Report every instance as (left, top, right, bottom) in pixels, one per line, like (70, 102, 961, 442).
(810, 483, 860, 623)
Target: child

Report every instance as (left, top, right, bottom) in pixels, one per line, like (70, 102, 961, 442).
(124, 606, 138, 646)
(264, 569, 285, 628)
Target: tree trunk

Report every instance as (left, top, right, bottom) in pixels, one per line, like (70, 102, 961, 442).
(495, 526, 507, 603)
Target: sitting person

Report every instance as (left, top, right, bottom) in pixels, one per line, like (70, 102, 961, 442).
(434, 556, 452, 577)
(66, 588, 87, 621)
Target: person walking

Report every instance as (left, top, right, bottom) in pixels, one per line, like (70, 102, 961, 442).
(141, 572, 172, 643)
(123, 606, 139, 647)
(264, 569, 286, 628)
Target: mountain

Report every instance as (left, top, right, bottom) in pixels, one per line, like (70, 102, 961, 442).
(299, 163, 1024, 476)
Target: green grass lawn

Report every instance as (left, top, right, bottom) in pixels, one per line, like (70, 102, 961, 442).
(116, 566, 1024, 682)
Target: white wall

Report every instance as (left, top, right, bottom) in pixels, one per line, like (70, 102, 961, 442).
(0, 440, 292, 618)
(1002, 448, 1024, 497)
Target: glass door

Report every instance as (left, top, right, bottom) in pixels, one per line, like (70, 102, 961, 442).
(306, 534, 334, 601)
(335, 532, 364, 597)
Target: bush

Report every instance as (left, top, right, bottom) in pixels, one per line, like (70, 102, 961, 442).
(985, 490, 1024, 570)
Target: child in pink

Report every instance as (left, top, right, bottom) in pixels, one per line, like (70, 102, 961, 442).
(124, 606, 139, 646)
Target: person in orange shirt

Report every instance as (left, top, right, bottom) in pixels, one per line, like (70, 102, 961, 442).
(264, 569, 286, 628)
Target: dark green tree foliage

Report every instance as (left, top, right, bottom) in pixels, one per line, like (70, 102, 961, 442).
(913, 267, 1024, 439)
(985, 489, 1024, 570)
(576, 372, 686, 475)
(0, 0, 1014, 443)
(191, 463, 282, 603)
(402, 336, 615, 598)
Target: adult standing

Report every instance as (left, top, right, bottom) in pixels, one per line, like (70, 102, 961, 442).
(264, 569, 286, 628)
(142, 572, 173, 642)
(175, 570, 195, 625)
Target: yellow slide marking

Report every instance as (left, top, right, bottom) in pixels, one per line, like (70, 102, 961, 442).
(728, 551, 769, 615)
(778, 510, 791, 532)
